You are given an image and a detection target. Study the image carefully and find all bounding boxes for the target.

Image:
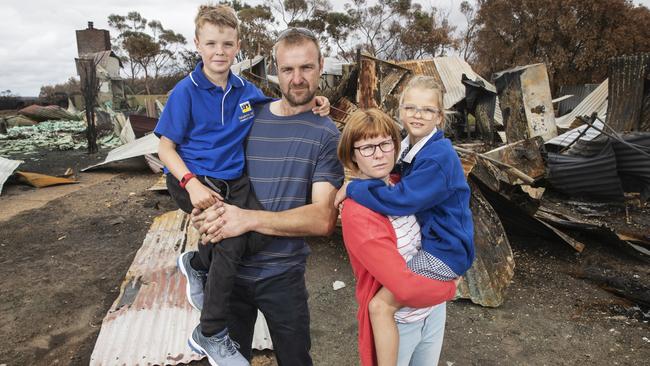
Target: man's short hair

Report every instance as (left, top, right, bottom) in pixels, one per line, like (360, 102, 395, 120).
(272, 27, 322, 64)
(195, 4, 239, 37)
(337, 108, 402, 173)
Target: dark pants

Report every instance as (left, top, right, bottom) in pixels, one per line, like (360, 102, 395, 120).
(227, 270, 312, 366)
(167, 173, 268, 335)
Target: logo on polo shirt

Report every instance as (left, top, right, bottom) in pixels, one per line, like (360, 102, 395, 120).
(239, 101, 252, 113)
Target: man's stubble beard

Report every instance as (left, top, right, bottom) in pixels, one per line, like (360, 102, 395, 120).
(283, 83, 317, 107)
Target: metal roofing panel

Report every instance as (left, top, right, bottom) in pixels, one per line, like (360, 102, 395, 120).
(81, 133, 159, 171)
(546, 119, 605, 148)
(90, 210, 273, 365)
(90, 210, 202, 366)
(556, 84, 599, 115)
(434, 56, 496, 109)
(556, 79, 608, 129)
(547, 142, 624, 199)
(0, 157, 22, 195)
(231, 55, 264, 74)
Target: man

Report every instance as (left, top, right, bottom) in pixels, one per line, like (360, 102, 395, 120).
(190, 28, 344, 365)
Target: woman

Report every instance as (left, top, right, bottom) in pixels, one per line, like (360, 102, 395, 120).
(337, 108, 457, 366)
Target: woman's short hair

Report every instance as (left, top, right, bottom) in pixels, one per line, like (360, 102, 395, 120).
(337, 108, 402, 172)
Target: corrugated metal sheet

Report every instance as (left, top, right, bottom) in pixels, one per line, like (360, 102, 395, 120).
(0, 157, 22, 195)
(433, 56, 497, 109)
(18, 104, 80, 122)
(547, 142, 624, 199)
(82, 133, 159, 171)
(90, 210, 202, 366)
(231, 55, 264, 75)
(380, 69, 409, 103)
(612, 133, 650, 186)
(546, 119, 605, 148)
(556, 79, 608, 129)
(398, 59, 439, 78)
(606, 54, 650, 132)
(90, 210, 273, 365)
(331, 97, 359, 128)
(556, 84, 599, 116)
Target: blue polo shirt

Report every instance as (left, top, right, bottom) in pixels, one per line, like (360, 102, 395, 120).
(154, 62, 272, 179)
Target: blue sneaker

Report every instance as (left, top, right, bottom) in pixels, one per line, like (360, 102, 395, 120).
(177, 251, 206, 311)
(188, 325, 250, 366)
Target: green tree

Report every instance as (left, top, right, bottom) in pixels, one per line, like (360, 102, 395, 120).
(108, 12, 186, 94)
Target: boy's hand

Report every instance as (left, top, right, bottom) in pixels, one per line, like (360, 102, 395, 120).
(334, 181, 350, 208)
(186, 179, 222, 209)
(312, 95, 330, 116)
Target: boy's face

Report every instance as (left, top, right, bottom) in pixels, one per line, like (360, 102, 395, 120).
(194, 23, 240, 83)
(399, 87, 443, 145)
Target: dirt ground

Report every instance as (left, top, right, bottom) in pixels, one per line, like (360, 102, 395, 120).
(1, 148, 648, 366)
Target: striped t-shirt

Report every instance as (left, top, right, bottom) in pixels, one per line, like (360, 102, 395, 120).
(237, 103, 344, 282)
(389, 214, 435, 323)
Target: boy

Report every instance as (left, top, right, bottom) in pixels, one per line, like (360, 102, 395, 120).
(155, 5, 328, 366)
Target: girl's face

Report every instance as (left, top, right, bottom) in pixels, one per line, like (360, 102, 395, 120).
(352, 135, 396, 181)
(399, 87, 444, 145)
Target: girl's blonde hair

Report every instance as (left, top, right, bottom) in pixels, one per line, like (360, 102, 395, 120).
(337, 108, 402, 173)
(399, 75, 446, 128)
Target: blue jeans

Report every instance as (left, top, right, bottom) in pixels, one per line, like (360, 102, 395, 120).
(396, 302, 447, 366)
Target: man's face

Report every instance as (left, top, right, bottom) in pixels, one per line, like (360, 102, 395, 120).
(275, 41, 323, 107)
(194, 23, 240, 82)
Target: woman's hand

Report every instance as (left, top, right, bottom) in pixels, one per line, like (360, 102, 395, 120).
(312, 95, 330, 116)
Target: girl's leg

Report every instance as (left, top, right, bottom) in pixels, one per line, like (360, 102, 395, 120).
(369, 286, 402, 366)
(409, 302, 446, 366)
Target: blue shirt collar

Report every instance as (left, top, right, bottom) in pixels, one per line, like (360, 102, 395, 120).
(189, 61, 245, 90)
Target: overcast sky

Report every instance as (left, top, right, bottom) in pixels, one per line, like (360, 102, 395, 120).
(1, 0, 649, 96)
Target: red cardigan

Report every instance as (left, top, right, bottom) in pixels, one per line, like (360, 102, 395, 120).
(341, 199, 457, 366)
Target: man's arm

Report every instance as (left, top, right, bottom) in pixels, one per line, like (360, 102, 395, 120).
(194, 181, 338, 243)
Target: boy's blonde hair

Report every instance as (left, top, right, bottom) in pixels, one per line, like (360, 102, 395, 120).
(400, 75, 446, 128)
(195, 4, 239, 37)
(337, 108, 402, 172)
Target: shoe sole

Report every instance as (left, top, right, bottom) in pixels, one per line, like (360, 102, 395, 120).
(177, 252, 201, 311)
(188, 337, 219, 366)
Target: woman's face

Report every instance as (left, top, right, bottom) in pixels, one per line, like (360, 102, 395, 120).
(353, 135, 396, 181)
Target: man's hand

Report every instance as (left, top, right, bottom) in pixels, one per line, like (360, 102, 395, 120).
(191, 201, 250, 244)
(186, 179, 222, 209)
(333, 181, 350, 208)
(312, 95, 330, 116)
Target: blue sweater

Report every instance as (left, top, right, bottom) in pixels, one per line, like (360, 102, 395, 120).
(346, 129, 474, 276)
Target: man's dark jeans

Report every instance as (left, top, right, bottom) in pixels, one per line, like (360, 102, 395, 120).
(167, 173, 268, 335)
(228, 270, 312, 366)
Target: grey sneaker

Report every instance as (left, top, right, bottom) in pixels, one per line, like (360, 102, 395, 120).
(188, 325, 250, 366)
(177, 251, 206, 311)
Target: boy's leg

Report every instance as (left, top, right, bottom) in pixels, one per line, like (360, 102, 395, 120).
(368, 286, 402, 366)
(254, 270, 312, 366)
(408, 302, 446, 366)
(223, 174, 269, 254)
(166, 173, 195, 214)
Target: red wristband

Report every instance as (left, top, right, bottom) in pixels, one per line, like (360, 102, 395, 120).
(179, 172, 196, 189)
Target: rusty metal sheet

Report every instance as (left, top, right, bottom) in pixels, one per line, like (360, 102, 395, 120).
(18, 104, 80, 122)
(90, 210, 202, 366)
(494, 64, 558, 142)
(456, 179, 515, 307)
(0, 157, 22, 195)
(357, 56, 380, 108)
(331, 97, 359, 128)
(380, 69, 409, 104)
(556, 79, 608, 130)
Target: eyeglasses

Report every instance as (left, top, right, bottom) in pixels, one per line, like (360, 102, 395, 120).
(400, 104, 441, 120)
(277, 27, 318, 42)
(354, 139, 395, 157)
